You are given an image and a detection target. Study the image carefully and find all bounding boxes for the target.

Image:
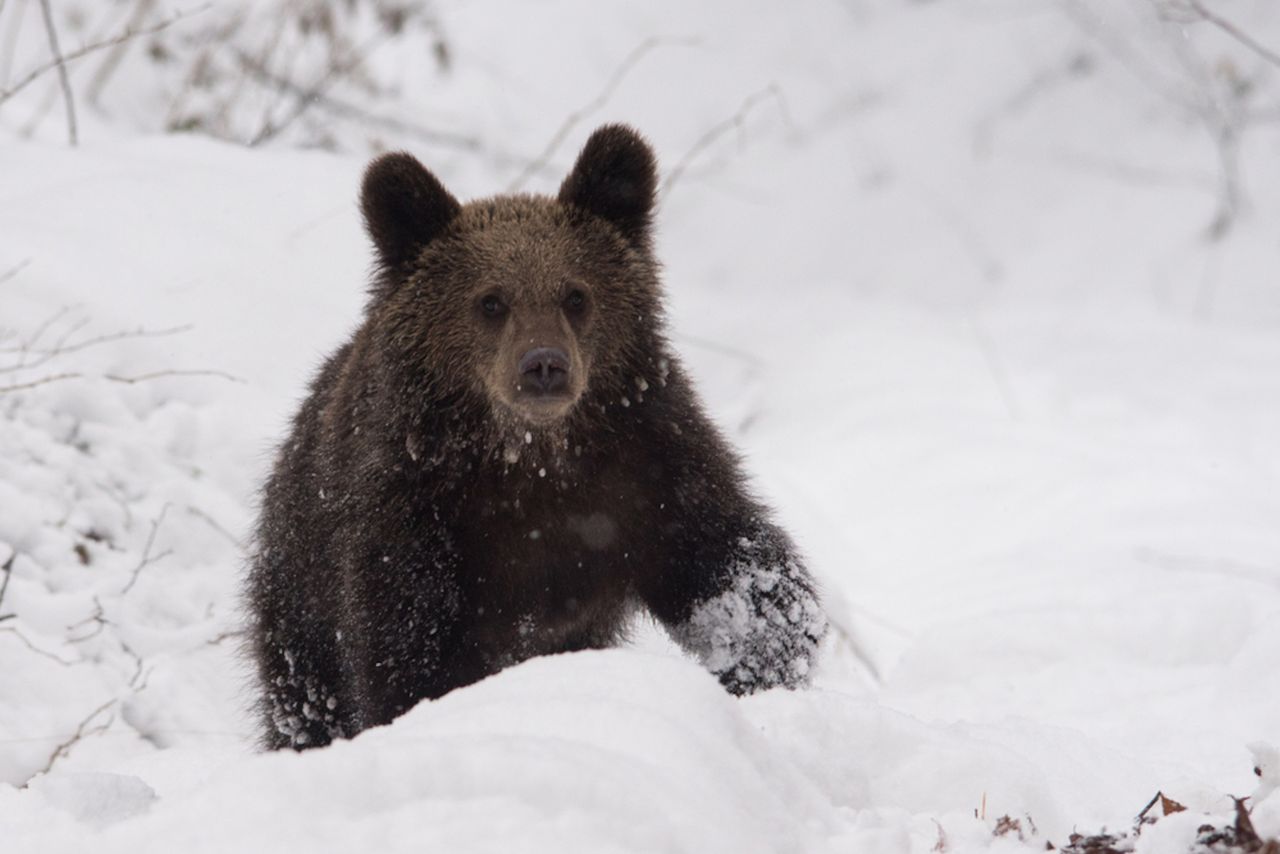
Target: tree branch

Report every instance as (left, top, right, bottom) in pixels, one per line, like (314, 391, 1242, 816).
(234, 49, 482, 151)
(1181, 1, 1280, 68)
(660, 84, 791, 201)
(37, 0, 77, 145)
(120, 504, 172, 595)
(21, 699, 117, 785)
(0, 5, 207, 106)
(507, 36, 698, 192)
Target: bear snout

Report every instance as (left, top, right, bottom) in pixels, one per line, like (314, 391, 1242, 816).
(517, 347, 571, 394)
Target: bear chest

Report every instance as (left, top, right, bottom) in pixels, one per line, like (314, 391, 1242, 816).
(451, 461, 657, 654)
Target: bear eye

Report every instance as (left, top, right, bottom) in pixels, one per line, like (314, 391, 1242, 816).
(480, 294, 506, 317)
(564, 289, 587, 313)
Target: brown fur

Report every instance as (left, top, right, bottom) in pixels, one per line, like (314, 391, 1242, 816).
(246, 125, 827, 750)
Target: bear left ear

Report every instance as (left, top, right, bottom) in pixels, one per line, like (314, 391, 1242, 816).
(558, 124, 657, 248)
(361, 152, 462, 274)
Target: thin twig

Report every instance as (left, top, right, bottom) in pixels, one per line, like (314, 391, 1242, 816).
(248, 32, 388, 147)
(0, 258, 31, 286)
(104, 368, 245, 385)
(120, 504, 172, 595)
(1184, 0, 1280, 68)
(0, 372, 82, 394)
(0, 626, 81, 665)
(0, 324, 193, 373)
(37, 0, 77, 145)
(234, 50, 481, 151)
(660, 84, 790, 200)
(508, 36, 699, 192)
(186, 504, 244, 550)
(85, 0, 157, 107)
(0, 5, 207, 105)
(21, 699, 117, 785)
(0, 548, 14, 622)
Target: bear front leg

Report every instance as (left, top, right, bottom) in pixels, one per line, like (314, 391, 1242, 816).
(635, 393, 828, 694)
(654, 519, 827, 695)
(338, 531, 467, 732)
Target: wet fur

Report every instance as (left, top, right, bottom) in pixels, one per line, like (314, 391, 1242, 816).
(246, 126, 825, 750)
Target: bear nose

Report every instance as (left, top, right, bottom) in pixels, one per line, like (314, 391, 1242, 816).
(518, 347, 570, 393)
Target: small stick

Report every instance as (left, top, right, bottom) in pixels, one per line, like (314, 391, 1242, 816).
(508, 36, 698, 192)
(0, 5, 207, 105)
(36, 0, 76, 145)
(1186, 1, 1280, 68)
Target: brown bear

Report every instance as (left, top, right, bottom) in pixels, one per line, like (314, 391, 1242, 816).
(246, 124, 827, 750)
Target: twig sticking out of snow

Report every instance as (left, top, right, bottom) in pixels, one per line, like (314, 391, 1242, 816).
(0, 626, 83, 666)
(0, 548, 14, 622)
(120, 504, 173, 595)
(20, 699, 118, 787)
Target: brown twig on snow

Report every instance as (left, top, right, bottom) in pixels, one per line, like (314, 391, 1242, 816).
(659, 84, 792, 201)
(185, 504, 244, 550)
(0, 323, 193, 373)
(0, 5, 207, 106)
(120, 504, 173, 595)
(21, 698, 117, 786)
(0, 548, 15, 622)
(36, 0, 77, 145)
(104, 368, 245, 385)
(0, 372, 83, 394)
(67, 596, 108, 643)
(507, 36, 699, 192)
(0, 626, 82, 666)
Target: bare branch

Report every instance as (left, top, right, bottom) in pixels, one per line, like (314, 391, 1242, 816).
(1181, 1, 1280, 68)
(22, 698, 117, 785)
(120, 504, 172, 595)
(234, 50, 482, 152)
(185, 504, 244, 550)
(508, 36, 699, 192)
(0, 372, 83, 394)
(37, 0, 77, 145)
(248, 31, 389, 147)
(0, 5, 207, 106)
(0, 548, 14, 622)
(660, 84, 791, 200)
(0, 324, 193, 373)
(0, 258, 31, 286)
(85, 0, 157, 107)
(66, 596, 107, 643)
(104, 368, 245, 385)
(0, 626, 82, 666)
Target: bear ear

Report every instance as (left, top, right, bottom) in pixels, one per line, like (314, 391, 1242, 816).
(360, 152, 462, 274)
(558, 124, 657, 248)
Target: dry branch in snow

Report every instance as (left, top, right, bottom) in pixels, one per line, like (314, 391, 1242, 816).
(0, 5, 205, 106)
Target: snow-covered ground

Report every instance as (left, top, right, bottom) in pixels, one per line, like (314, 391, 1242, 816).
(2, 1, 1279, 851)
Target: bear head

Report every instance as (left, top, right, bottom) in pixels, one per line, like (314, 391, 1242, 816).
(359, 124, 663, 437)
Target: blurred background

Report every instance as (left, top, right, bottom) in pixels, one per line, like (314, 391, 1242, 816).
(1, 1, 1279, 849)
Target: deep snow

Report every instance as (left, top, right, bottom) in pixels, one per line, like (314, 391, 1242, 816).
(2, 1, 1279, 851)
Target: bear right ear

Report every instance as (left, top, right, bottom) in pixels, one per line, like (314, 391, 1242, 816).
(360, 152, 461, 274)
(558, 124, 658, 249)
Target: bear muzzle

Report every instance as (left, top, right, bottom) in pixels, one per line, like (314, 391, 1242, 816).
(517, 347, 570, 395)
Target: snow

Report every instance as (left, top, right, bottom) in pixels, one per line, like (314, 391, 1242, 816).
(2, 0, 1280, 851)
